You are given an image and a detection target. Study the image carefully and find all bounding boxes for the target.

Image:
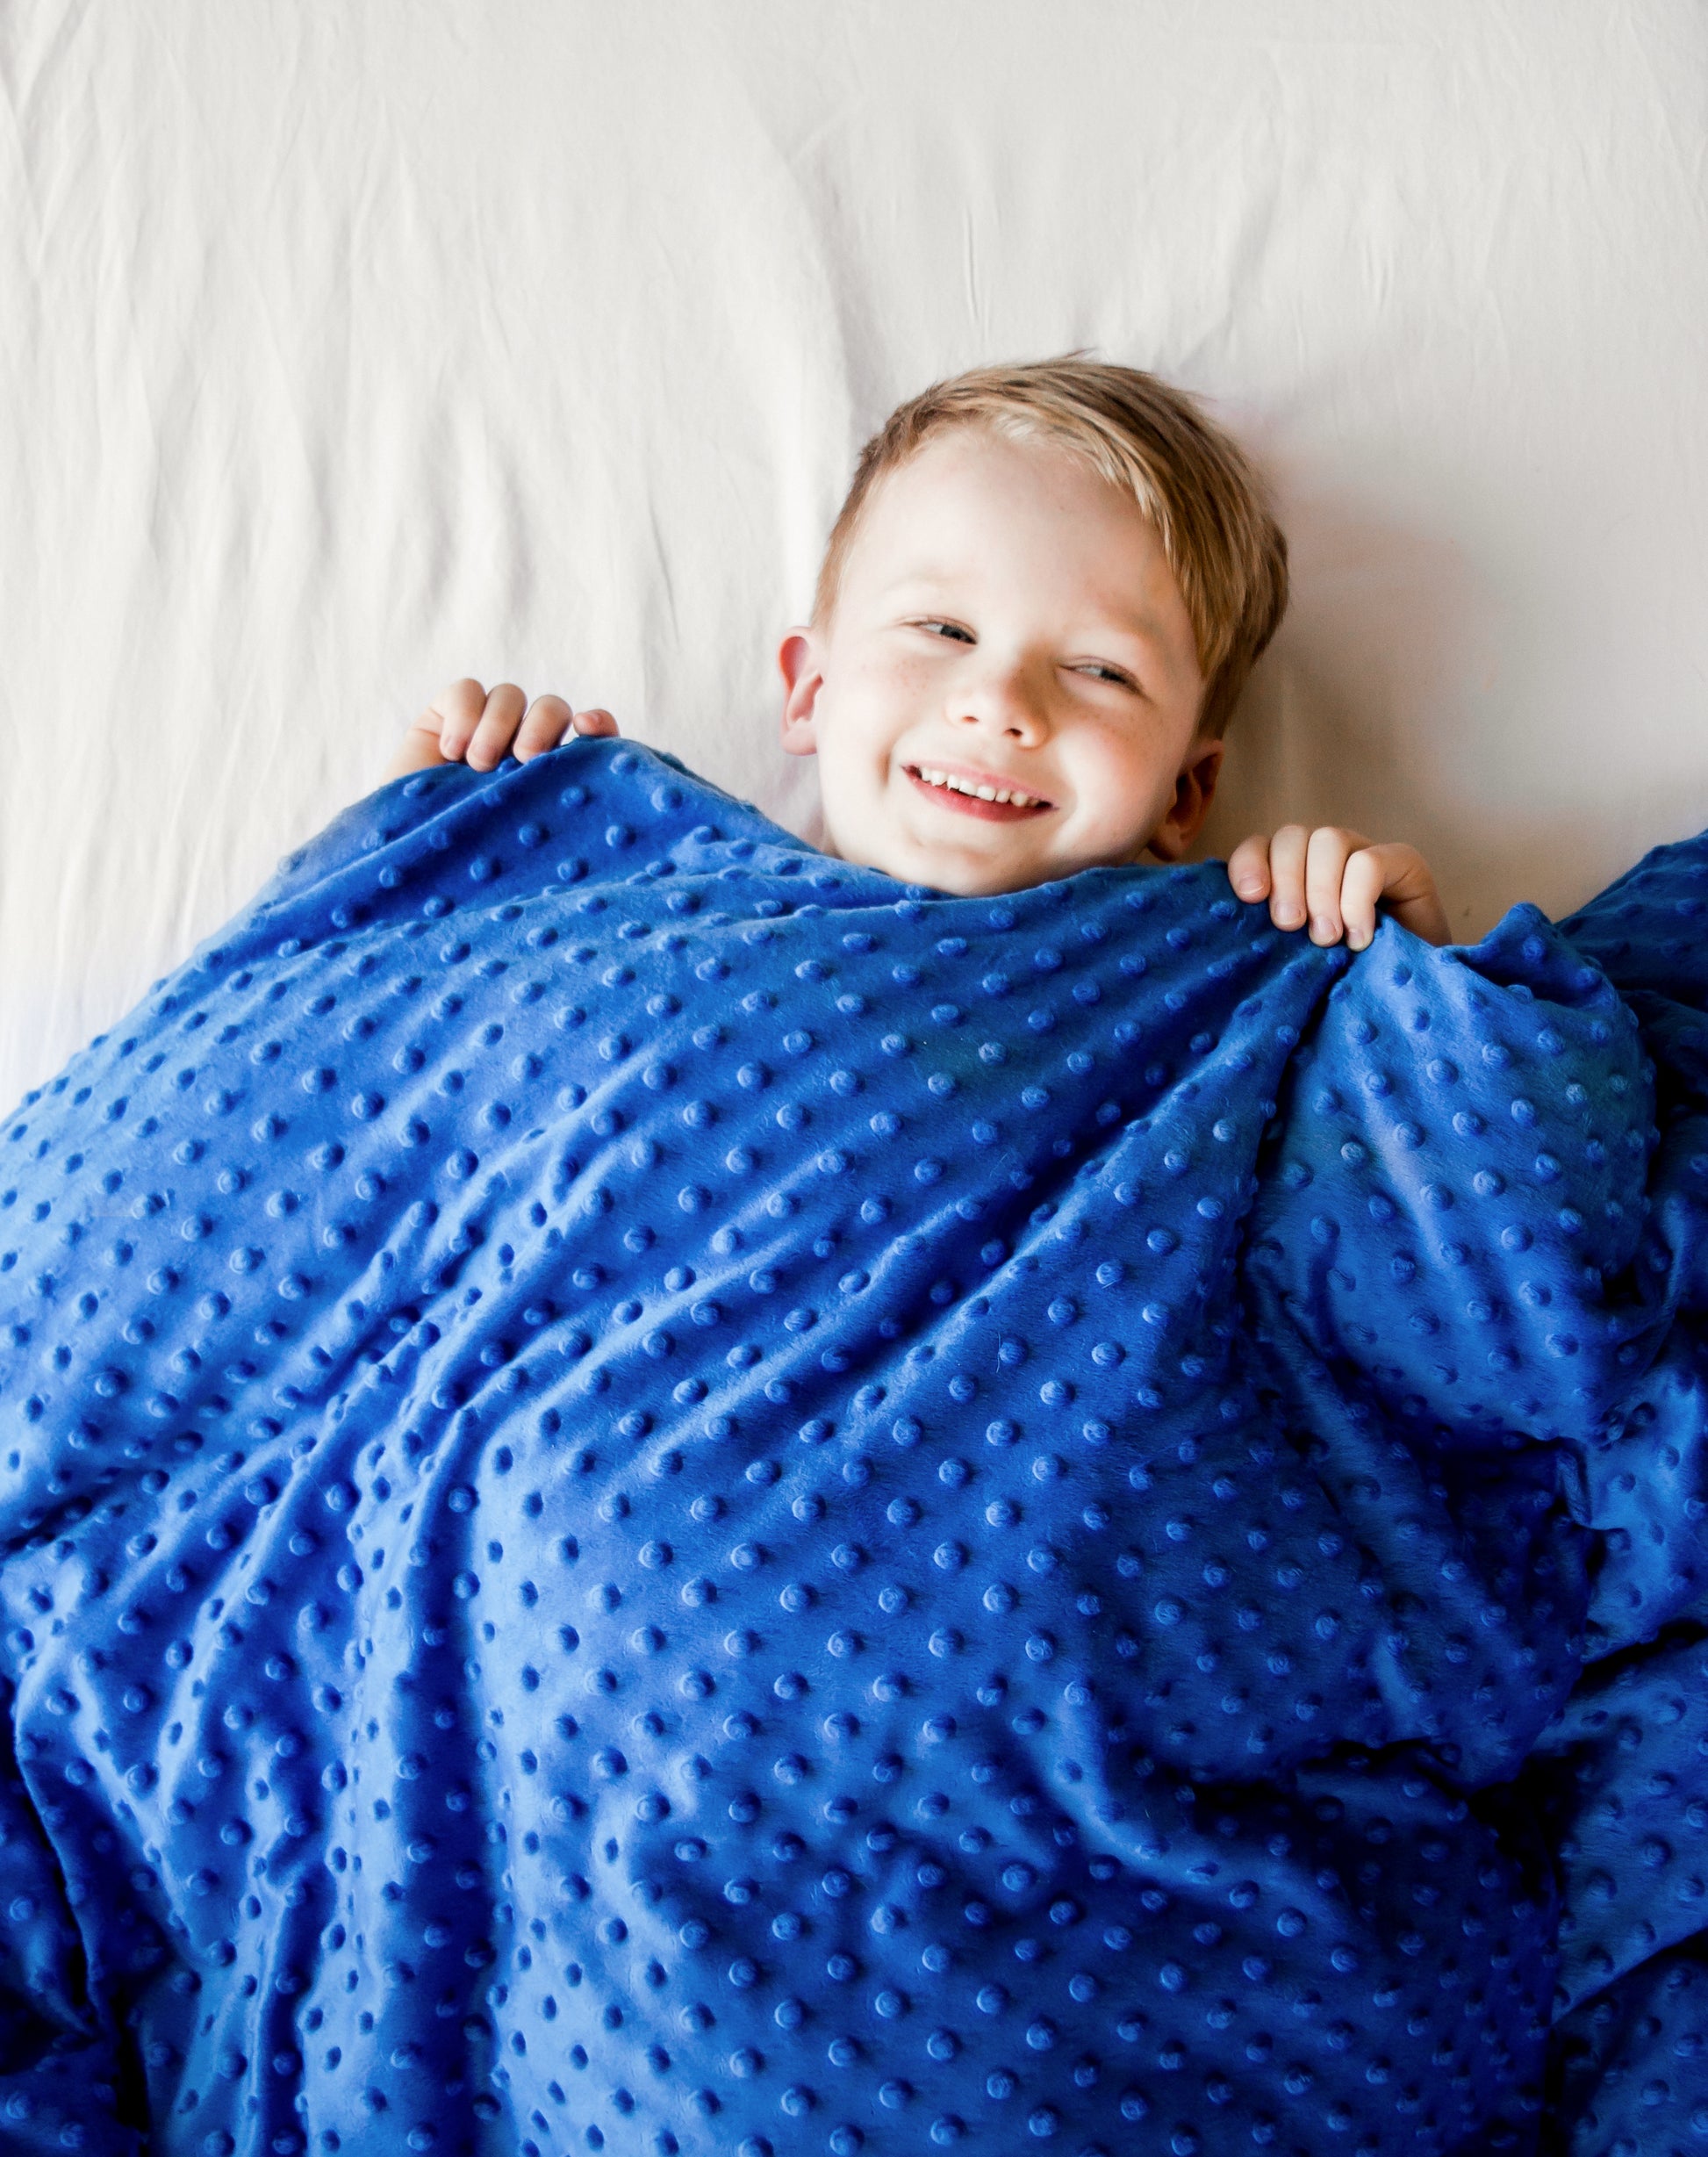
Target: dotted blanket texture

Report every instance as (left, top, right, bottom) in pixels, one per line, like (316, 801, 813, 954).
(1, 740, 1704, 2157)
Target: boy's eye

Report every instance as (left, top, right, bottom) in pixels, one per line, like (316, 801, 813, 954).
(917, 620, 974, 644)
(1078, 663, 1138, 690)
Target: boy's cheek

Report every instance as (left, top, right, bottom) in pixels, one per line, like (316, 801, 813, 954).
(1059, 751, 1160, 861)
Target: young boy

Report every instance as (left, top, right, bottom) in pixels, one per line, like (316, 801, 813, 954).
(384, 358, 1450, 956)
(4, 358, 1685, 2157)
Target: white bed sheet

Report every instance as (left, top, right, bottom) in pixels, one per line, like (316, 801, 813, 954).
(2, 0, 1704, 1113)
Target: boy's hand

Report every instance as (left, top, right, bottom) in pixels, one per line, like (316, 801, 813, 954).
(382, 679, 620, 781)
(1227, 825, 1450, 952)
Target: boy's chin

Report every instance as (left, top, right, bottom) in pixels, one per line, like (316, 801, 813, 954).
(824, 813, 1152, 897)
(889, 849, 1056, 900)
(928, 842, 1156, 895)
(828, 835, 1012, 897)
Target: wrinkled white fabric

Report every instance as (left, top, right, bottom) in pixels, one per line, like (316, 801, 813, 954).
(2, 0, 1704, 1114)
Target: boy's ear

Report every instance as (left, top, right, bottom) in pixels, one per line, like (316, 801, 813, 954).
(778, 628, 825, 757)
(1145, 735, 1225, 863)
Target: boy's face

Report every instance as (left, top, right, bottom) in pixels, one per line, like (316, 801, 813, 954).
(779, 426, 1222, 896)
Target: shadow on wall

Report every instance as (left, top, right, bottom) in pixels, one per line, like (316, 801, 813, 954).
(1193, 487, 1586, 942)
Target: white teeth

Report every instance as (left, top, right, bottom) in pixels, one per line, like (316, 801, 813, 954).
(915, 766, 1041, 809)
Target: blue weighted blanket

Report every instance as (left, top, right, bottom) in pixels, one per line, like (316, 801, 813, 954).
(1, 739, 1704, 2156)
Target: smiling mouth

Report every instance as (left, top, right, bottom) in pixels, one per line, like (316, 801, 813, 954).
(904, 764, 1054, 821)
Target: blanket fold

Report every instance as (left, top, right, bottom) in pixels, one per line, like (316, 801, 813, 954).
(0, 739, 1702, 2155)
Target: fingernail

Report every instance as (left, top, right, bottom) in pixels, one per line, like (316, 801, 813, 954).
(1275, 906, 1303, 928)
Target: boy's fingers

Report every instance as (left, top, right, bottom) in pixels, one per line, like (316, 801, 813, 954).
(421, 678, 488, 761)
(404, 681, 624, 772)
(1305, 826, 1367, 944)
(1266, 824, 1310, 930)
(513, 695, 575, 761)
(383, 725, 453, 779)
(1365, 843, 1452, 946)
(464, 682, 527, 771)
(1226, 834, 1273, 902)
(1339, 847, 1387, 951)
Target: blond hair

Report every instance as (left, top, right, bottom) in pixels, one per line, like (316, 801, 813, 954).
(812, 356, 1288, 739)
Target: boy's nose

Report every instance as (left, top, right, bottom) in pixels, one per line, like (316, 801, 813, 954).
(946, 663, 1048, 742)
